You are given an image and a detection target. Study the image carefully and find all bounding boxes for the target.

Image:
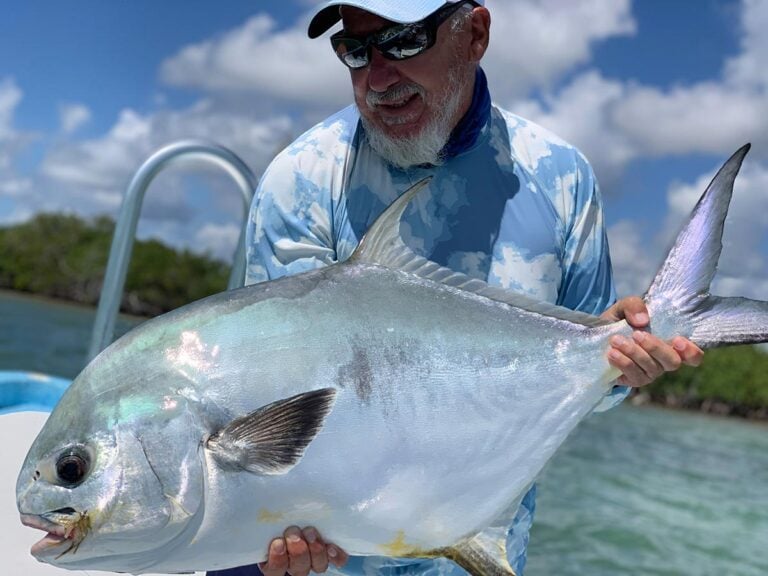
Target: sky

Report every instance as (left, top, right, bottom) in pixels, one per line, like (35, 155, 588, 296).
(0, 0, 766, 300)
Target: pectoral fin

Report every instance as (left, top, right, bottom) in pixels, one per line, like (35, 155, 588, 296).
(206, 388, 337, 475)
(445, 529, 516, 576)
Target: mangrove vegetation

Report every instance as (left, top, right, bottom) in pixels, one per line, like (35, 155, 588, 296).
(0, 213, 229, 316)
(637, 345, 768, 420)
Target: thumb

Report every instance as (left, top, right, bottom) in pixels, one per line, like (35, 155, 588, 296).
(601, 296, 649, 327)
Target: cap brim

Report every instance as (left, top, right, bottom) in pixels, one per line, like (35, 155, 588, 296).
(308, 5, 344, 39)
(307, 0, 451, 39)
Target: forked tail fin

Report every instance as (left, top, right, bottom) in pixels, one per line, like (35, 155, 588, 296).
(644, 144, 768, 348)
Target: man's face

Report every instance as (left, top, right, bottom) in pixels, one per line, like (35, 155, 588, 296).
(339, 6, 477, 167)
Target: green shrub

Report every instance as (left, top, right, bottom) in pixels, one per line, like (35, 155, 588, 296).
(0, 214, 229, 316)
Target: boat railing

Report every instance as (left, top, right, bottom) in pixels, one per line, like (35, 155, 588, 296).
(87, 140, 257, 362)
(2, 140, 258, 413)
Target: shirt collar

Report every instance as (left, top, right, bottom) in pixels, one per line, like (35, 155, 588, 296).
(441, 66, 492, 160)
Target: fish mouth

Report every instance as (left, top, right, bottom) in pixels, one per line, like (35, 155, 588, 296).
(21, 509, 90, 558)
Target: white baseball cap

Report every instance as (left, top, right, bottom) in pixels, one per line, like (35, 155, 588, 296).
(308, 0, 485, 38)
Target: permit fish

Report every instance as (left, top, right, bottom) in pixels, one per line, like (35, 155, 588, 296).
(16, 145, 768, 575)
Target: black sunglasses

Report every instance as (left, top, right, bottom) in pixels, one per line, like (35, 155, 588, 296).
(330, 1, 477, 70)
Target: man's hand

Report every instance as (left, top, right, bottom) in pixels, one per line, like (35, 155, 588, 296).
(601, 296, 703, 387)
(259, 526, 348, 576)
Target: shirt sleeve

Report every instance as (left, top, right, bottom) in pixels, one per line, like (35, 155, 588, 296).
(556, 151, 630, 411)
(245, 109, 357, 285)
(245, 157, 337, 285)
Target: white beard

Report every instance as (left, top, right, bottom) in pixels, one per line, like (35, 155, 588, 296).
(360, 67, 471, 169)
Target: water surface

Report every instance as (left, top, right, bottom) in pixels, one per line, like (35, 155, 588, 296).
(529, 404, 768, 575)
(0, 289, 141, 378)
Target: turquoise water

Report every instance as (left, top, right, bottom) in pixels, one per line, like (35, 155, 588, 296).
(2, 290, 767, 575)
(528, 405, 768, 575)
(0, 289, 141, 378)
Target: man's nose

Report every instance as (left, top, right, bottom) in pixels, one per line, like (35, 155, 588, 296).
(366, 48, 401, 92)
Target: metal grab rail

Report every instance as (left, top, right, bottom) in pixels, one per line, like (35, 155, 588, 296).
(86, 140, 258, 362)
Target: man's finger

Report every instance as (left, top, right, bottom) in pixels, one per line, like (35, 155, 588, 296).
(601, 296, 648, 325)
(327, 543, 349, 569)
(673, 337, 704, 367)
(259, 538, 289, 576)
(303, 526, 329, 574)
(608, 348, 650, 387)
(285, 526, 311, 576)
(621, 297, 650, 328)
(611, 334, 663, 379)
(631, 331, 681, 373)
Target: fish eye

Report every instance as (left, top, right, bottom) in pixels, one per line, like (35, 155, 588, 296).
(55, 448, 90, 487)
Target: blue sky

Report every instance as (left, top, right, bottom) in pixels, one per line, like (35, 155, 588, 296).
(0, 0, 766, 299)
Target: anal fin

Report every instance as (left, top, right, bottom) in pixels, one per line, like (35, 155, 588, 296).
(445, 530, 516, 576)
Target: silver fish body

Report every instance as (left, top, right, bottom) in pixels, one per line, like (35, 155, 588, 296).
(16, 145, 768, 574)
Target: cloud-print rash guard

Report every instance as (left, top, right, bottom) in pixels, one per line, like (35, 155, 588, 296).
(241, 102, 628, 576)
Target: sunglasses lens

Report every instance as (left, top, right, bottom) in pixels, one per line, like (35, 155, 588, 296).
(331, 37, 370, 69)
(330, 20, 435, 69)
(377, 24, 429, 60)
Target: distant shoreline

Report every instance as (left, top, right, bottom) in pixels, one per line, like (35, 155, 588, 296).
(630, 390, 768, 422)
(0, 213, 230, 317)
(0, 287, 144, 321)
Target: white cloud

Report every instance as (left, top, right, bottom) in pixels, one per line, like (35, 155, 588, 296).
(607, 219, 656, 298)
(0, 78, 22, 139)
(724, 0, 768, 90)
(484, 0, 636, 100)
(608, 153, 768, 301)
(514, 0, 768, 175)
(613, 82, 767, 157)
(0, 78, 38, 221)
(0, 78, 27, 170)
(0, 178, 32, 197)
(511, 71, 634, 188)
(663, 158, 768, 300)
(0, 73, 297, 259)
(19, 99, 296, 257)
(508, 66, 767, 192)
(611, 0, 768, 159)
(59, 103, 92, 134)
(0, 204, 32, 226)
(160, 13, 351, 112)
(512, 68, 767, 195)
(476, 4, 768, 278)
(196, 222, 241, 262)
(160, 0, 635, 116)
(41, 101, 294, 212)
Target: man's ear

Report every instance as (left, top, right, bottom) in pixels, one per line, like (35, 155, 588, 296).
(468, 7, 491, 62)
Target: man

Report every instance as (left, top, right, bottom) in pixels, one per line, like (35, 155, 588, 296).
(210, 1, 703, 575)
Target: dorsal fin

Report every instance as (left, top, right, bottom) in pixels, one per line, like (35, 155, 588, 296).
(350, 178, 611, 328)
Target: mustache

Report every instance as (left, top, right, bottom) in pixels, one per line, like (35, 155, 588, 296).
(366, 83, 425, 107)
